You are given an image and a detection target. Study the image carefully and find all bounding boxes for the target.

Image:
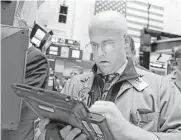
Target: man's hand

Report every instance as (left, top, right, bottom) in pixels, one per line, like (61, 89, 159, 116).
(34, 119, 87, 140)
(34, 118, 50, 140)
(89, 101, 159, 140)
(89, 101, 129, 139)
(60, 125, 87, 140)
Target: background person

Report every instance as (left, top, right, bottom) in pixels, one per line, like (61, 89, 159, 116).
(124, 34, 149, 71)
(70, 65, 84, 77)
(164, 45, 181, 93)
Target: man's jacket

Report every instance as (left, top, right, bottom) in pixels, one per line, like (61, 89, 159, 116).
(61, 60, 181, 140)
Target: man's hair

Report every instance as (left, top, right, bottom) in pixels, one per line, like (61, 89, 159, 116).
(174, 45, 181, 64)
(124, 34, 135, 54)
(72, 65, 84, 74)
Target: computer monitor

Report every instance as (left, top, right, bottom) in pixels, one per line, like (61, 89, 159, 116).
(30, 24, 46, 47)
(70, 49, 83, 60)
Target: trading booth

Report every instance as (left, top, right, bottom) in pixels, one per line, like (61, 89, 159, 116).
(140, 28, 181, 75)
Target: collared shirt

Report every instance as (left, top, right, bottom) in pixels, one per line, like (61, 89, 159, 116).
(99, 59, 128, 100)
(177, 69, 181, 78)
(172, 69, 181, 91)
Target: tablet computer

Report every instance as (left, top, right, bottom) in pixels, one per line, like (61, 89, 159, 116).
(12, 83, 115, 140)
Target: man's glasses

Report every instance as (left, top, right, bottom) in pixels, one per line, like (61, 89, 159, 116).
(85, 40, 115, 53)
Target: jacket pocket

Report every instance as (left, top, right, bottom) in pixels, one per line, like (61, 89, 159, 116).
(130, 109, 159, 132)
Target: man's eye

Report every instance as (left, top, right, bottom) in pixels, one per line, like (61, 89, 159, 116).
(106, 40, 114, 45)
(91, 43, 97, 48)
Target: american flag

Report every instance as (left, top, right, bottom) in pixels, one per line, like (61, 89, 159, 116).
(95, 0, 126, 16)
(95, 0, 164, 45)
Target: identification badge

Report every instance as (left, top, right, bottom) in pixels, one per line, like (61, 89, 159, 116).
(128, 77, 149, 91)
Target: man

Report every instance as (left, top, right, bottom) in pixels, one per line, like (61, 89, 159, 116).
(164, 45, 181, 93)
(70, 65, 84, 77)
(125, 34, 149, 71)
(37, 11, 181, 140)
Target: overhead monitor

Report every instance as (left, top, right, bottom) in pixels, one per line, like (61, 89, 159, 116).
(31, 37, 41, 47)
(60, 46, 70, 58)
(72, 50, 80, 58)
(68, 40, 74, 45)
(70, 49, 82, 60)
(30, 24, 46, 47)
(47, 45, 59, 56)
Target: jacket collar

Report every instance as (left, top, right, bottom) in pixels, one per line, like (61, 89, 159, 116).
(117, 58, 140, 82)
(88, 58, 146, 103)
(172, 69, 181, 90)
(171, 69, 181, 79)
(92, 58, 141, 96)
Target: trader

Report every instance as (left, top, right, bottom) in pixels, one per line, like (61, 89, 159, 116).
(164, 45, 181, 93)
(36, 11, 181, 140)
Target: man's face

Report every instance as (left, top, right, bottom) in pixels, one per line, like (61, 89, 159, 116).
(176, 57, 181, 71)
(90, 31, 126, 75)
(70, 68, 81, 77)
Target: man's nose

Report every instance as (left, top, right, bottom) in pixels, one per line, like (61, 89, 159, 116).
(97, 46, 105, 56)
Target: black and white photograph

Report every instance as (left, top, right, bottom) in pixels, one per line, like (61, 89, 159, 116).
(1, 0, 181, 140)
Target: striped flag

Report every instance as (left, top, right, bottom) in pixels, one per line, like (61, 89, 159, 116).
(95, 0, 164, 44)
(95, 0, 126, 16)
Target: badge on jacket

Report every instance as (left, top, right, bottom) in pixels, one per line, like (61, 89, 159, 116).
(128, 77, 149, 91)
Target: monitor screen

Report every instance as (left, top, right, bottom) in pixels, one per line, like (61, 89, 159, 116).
(30, 24, 47, 47)
(34, 29, 46, 40)
(68, 40, 74, 44)
(31, 37, 41, 47)
(49, 51, 58, 55)
(60, 46, 69, 58)
(49, 46, 58, 51)
(72, 50, 80, 58)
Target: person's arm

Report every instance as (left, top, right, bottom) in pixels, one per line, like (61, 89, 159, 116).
(153, 77, 181, 140)
(13, 52, 49, 140)
(90, 93, 181, 140)
(90, 101, 159, 140)
(34, 119, 87, 140)
(25, 53, 49, 88)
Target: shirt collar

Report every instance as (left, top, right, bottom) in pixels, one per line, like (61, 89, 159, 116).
(177, 69, 181, 77)
(172, 69, 181, 79)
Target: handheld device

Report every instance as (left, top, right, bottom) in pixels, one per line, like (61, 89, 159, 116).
(12, 83, 115, 140)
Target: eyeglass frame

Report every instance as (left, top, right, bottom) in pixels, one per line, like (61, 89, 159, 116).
(85, 35, 127, 54)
